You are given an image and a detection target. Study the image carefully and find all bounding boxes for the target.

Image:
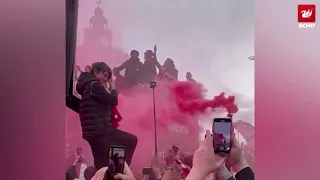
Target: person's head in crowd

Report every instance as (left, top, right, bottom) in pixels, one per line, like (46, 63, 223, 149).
(84, 65, 92, 72)
(76, 147, 82, 156)
(84, 166, 97, 180)
(186, 72, 192, 80)
(130, 50, 139, 60)
(163, 58, 175, 69)
(66, 170, 77, 180)
(90, 62, 112, 84)
(144, 50, 154, 60)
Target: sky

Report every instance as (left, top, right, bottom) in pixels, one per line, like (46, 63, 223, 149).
(76, 0, 254, 141)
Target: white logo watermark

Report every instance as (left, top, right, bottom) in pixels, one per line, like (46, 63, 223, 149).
(298, 23, 315, 28)
(301, 9, 313, 18)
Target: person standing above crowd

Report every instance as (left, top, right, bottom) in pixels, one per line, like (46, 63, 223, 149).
(115, 50, 143, 89)
(141, 45, 162, 83)
(76, 62, 138, 170)
(158, 58, 178, 82)
(186, 72, 196, 82)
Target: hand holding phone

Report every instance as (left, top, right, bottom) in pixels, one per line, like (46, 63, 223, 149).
(105, 146, 126, 180)
(212, 118, 232, 155)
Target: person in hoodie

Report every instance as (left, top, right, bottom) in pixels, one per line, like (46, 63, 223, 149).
(76, 62, 138, 170)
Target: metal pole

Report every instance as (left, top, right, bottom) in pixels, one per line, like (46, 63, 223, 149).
(152, 87, 158, 155)
(150, 81, 158, 156)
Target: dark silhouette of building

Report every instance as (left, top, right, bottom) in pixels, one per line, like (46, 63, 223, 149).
(85, 1, 111, 47)
(76, 0, 127, 70)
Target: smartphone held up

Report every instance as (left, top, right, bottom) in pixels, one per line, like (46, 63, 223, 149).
(212, 117, 232, 155)
(105, 145, 126, 180)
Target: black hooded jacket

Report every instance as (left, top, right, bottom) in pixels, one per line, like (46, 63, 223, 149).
(76, 72, 118, 139)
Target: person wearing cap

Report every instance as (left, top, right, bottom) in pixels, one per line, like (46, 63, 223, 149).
(76, 62, 138, 170)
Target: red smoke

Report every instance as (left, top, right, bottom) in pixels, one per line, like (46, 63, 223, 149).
(170, 81, 238, 115)
(117, 81, 238, 172)
(66, 81, 238, 174)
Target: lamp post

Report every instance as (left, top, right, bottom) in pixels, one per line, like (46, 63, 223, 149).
(150, 81, 158, 156)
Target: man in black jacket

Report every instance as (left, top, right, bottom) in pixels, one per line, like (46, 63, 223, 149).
(115, 50, 143, 88)
(76, 62, 138, 169)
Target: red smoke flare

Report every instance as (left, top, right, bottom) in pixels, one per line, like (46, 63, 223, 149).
(169, 81, 238, 116)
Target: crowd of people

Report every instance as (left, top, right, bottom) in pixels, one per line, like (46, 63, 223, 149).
(75, 45, 197, 94)
(67, 129, 254, 180)
(67, 46, 254, 180)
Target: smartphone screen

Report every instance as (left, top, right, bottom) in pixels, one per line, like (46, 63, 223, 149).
(108, 146, 126, 174)
(172, 145, 180, 155)
(142, 167, 157, 180)
(213, 118, 232, 154)
(142, 167, 152, 175)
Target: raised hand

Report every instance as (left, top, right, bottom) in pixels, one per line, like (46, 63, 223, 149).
(187, 129, 227, 180)
(76, 65, 82, 72)
(153, 44, 157, 53)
